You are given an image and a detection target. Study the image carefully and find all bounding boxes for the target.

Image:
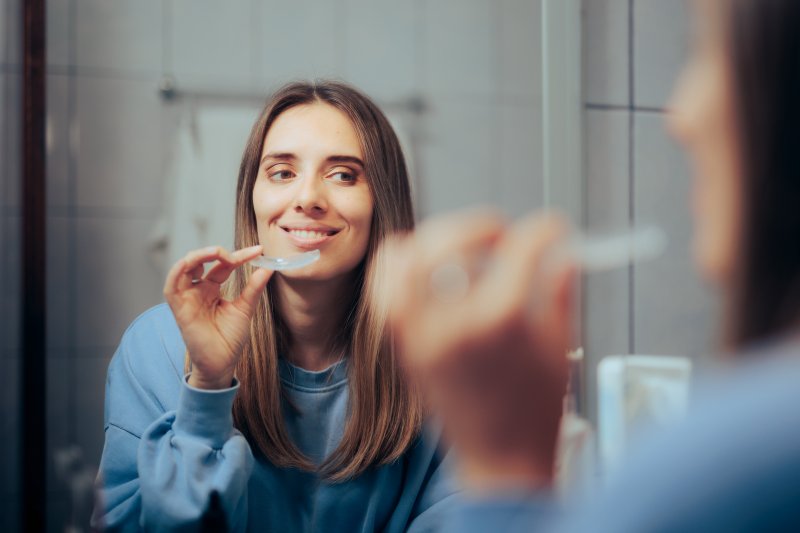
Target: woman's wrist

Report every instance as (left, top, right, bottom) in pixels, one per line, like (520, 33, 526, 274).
(187, 370, 235, 390)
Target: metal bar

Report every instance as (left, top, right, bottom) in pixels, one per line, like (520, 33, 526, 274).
(21, 0, 47, 529)
(157, 76, 427, 114)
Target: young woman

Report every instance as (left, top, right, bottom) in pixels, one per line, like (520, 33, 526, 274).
(387, 0, 800, 530)
(93, 81, 456, 531)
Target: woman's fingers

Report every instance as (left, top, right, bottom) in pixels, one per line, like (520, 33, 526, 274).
(164, 245, 263, 296)
(386, 209, 507, 366)
(204, 245, 264, 284)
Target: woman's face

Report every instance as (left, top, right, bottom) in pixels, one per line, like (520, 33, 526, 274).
(253, 102, 374, 281)
(667, 0, 744, 286)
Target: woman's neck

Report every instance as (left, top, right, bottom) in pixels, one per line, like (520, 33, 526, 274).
(273, 274, 355, 371)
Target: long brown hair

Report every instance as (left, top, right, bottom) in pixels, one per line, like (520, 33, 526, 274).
(228, 81, 422, 480)
(722, 0, 800, 349)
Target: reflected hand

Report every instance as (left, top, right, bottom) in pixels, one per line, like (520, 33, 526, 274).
(386, 210, 577, 490)
(163, 245, 273, 390)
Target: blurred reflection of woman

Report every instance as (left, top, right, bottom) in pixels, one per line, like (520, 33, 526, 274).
(387, 0, 800, 530)
(93, 81, 456, 532)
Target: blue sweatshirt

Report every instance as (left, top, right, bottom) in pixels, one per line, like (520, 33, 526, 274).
(92, 304, 458, 532)
(444, 340, 800, 532)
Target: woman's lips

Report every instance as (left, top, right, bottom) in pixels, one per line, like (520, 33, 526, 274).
(281, 226, 340, 248)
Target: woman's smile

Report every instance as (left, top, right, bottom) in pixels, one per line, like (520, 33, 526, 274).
(279, 223, 343, 248)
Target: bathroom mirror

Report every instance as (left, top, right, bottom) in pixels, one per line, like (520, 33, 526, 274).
(1, 0, 582, 529)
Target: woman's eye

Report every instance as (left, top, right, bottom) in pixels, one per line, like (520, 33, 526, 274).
(268, 170, 294, 181)
(329, 171, 357, 183)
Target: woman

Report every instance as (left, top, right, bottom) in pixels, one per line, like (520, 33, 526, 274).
(387, 0, 800, 530)
(93, 81, 456, 531)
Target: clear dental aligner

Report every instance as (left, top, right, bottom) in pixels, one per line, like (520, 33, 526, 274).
(249, 249, 321, 271)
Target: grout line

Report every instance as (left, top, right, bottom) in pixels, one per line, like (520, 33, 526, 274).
(71, 206, 164, 219)
(585, 102, 665, 113)
(66, 0, 79, 454)
(63, 66, 163, 83)
(627, 0, 636, 355)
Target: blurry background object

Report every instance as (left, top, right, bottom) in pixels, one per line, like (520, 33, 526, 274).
(555, 348, 596, 499)
(597, 355, 693, 477)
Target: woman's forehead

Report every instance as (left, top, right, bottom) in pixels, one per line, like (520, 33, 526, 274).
(262, 102, 363, 159)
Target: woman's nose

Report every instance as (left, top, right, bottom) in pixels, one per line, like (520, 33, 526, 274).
(293, 175, 328, 214)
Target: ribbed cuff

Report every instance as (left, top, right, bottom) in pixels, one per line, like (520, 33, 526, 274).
(173, 373, 239, 449)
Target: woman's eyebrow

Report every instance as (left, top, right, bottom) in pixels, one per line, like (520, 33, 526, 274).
(260, 152, 296, 166)
(326, 155, 365, 168)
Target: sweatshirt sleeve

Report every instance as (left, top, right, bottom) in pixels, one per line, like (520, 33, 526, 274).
(404, 450, 461, 532)
(138, 377, 254, 531)
(91, 306, 254, 532)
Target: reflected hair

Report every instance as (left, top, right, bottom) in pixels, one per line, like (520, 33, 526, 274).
(725, 0, 800, 349)
(227, 80, 421, 480)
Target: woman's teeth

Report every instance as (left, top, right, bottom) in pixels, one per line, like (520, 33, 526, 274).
(290, 229, 330, 240)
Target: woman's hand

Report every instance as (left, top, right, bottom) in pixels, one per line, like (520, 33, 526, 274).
(163, 245, 274, 390)
(386, 210, 577, 491)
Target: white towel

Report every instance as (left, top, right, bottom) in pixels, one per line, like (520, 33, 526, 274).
(150, 106, 259, 275)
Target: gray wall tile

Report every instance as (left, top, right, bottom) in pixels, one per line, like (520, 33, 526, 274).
(170, 0, 255, 88)
(343, 0, 418, 101)
(1, 0, 20, 66)
(583, 108, 630, 420)
(47, 216, 72, 350)
(633, 0, 690, 109)
(499, 0, 542, 102)
(1, 358, 18, 495)
(422, 0, 496, 98)
(48, 0, 72, 68)
(48, 73, 71, 209)
(75, 77, 167, 211)
(632, 112, 716, 357)
(1, 72, 20, 209)
(2, 215, 19, 355)
(498, 102, 544, 217)
(47, 356, 72, 493)
(76, 0, 162, 74)
(583, 0, 629, 106)
(417, 100, 497, 216)
(73, 356, 112, 473)
(257, 0, 344, 89)
(75, 217, 164, 350)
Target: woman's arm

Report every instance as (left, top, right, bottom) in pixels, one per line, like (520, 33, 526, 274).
(92, 302, 259, 531)
(137, 377, 253, 531)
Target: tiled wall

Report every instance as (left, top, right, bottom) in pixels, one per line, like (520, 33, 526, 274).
(581, 0, 718, 422)
(2, 0, 545, 530)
